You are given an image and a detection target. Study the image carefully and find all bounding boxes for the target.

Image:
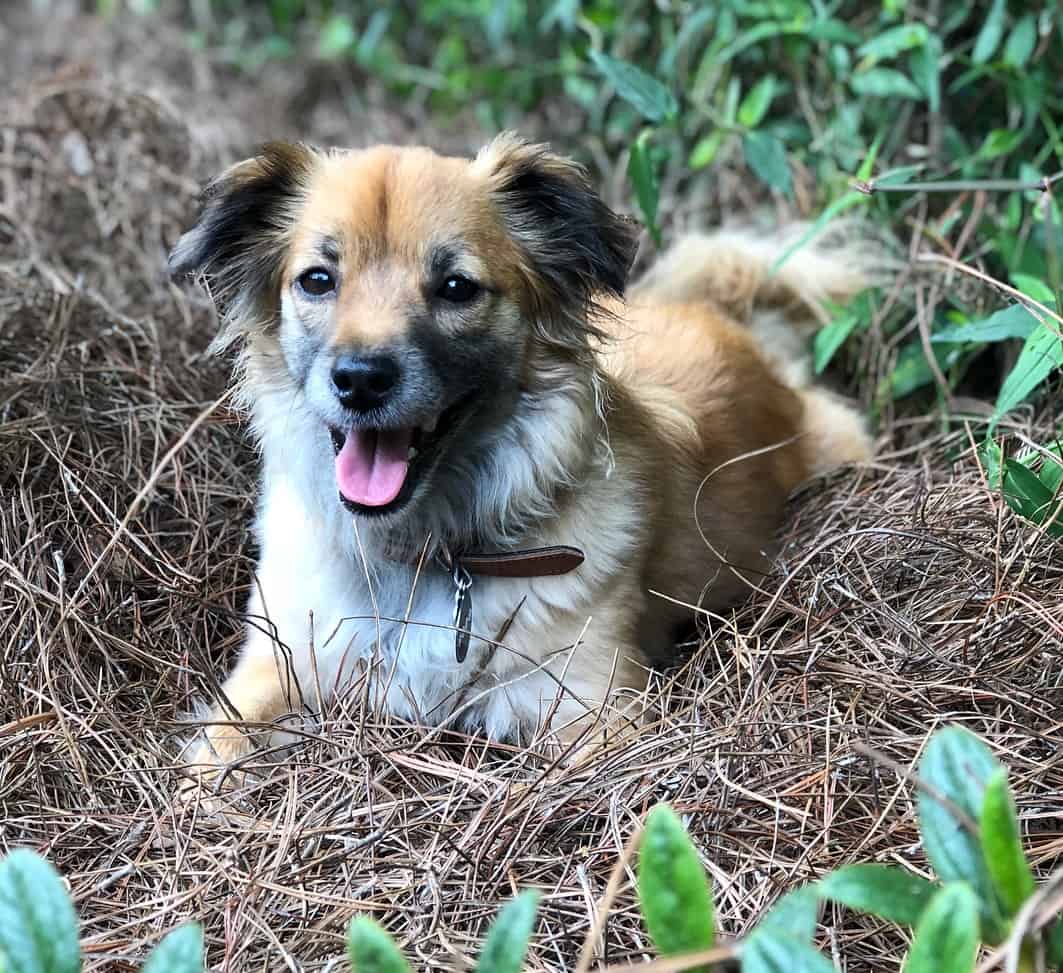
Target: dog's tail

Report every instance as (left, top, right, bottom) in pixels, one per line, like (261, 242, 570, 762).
(629, 225, 881, 472)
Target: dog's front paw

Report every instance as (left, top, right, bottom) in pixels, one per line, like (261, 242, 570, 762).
(177, 727, 256, 809)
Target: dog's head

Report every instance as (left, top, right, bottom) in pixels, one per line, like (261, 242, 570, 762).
(170, 134, 638, 522)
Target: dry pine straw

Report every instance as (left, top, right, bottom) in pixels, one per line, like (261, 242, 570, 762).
(1, 10, 1061, 973)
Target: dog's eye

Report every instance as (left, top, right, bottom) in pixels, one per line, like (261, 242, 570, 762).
(297, 267, 336, 297)
(436, 275, 480, 304)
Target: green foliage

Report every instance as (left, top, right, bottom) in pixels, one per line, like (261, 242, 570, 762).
(0, 851, 81, 973)
(818, 864, 938, 927)
(347, 919, 411, 973)
(637, 804, 716, 962)
(475, 891, 540, 973)
(141, 926, 204, 973)
(917, 726, 1008, 943)
(1, 725, 1060, 972)
(903, 884, 980, 973)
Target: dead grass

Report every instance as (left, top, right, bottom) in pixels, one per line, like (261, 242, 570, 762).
(1, 7, 1061, 972)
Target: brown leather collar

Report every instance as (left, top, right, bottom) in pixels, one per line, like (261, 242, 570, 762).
(384, 537, 584, 579)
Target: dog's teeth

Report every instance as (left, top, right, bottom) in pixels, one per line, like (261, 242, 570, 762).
(408, 446, 419, 460)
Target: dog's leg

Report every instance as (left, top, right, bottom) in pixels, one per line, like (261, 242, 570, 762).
(181, 629, 303, 796)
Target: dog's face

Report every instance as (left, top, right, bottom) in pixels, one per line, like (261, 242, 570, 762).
(170, 134, 638, 521)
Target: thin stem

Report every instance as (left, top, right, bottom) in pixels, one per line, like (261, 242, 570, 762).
(853, 170, 1063, 196)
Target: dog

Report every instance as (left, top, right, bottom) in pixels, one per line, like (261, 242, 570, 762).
(170, 133, 871, 779)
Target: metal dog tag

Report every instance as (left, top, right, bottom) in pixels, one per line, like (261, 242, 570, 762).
(452, 561, 473, 663)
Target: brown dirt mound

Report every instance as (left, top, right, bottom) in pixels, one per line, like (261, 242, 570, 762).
(2, 8, 1061, 972)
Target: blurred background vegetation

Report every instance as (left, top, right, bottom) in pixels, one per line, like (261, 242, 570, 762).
(81, 0, 1063, 528)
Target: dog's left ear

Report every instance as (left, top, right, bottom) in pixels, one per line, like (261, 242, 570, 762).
(475, 133, 639, 318)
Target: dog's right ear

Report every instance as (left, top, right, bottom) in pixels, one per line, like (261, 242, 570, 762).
(169, 142, 316, 302)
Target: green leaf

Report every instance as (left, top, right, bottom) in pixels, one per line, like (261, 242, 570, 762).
(979, 439, 1003, 491)
(903, 884, 980, 973)
(476, 891, 540, 973)
(1002, 459, 1055, 522)
(917, 727, 1007, 944)
(993, 323, 1063, 423)
(743, 132, 792, 197)
(850, 68, 924, 100)
(1011, 275, 1056, 305)
(689, 130, 725, 170)
(0, 850, 81, 973)
(978, 129, 1023, 161)
(1039, 450, 1063, 495)
(972, 0, 1006, 64)
(910, 34, 943, 112)
(1047, 916, 1063, 968)
(858, 24, 928, 62)
(742, 931, 837, 973)
(589, 52, 677, 122)
(628, 131, 661, 247)
(347, 918, 411, 973)
(931, 305, 1038, 344)
(142, 925, 204, 973)
(738, 76, 777, 129)
(980, 770, 1035, 917)
(638, 805, 715, 961)
(814, 310, 861, 374)
(317, 14, 356, 58)
(758, 886, 820, 944)
(819, 865, 939, 927)
(1003, 14, 1037, 69)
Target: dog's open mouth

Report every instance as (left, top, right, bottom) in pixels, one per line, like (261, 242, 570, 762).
(329, 393, 476, 516)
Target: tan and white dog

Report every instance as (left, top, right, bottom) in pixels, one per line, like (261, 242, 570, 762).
(170, 134, 871, 776)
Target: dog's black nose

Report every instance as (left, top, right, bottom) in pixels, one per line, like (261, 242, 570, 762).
(331, 353, 400, 411)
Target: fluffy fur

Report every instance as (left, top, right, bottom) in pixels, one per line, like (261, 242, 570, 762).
(170, 133, 872, 777)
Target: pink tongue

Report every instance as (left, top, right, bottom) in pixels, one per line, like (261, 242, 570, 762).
(335, 427, 413, 507)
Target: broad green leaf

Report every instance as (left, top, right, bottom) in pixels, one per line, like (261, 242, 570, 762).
(931, 305, 1037, 344)
(689, 130, 725, 170)
(317, 14, 356, 58)
(658, 8, 715, 77)
(972, 0, 1006, 64)
(742, 931, 837, 973)
(980, 770, 1035, 917)
(628, 131, 661, 246)
(1003, 15, 1037, 69)
(856, 132, 885, 182)
(850, 68, 923, 100)
(910, 34, 943, 112)
(858, 24, 928, 62)
(1002, 459, 1055, 522)
(806, 19, 861, 45)
(1011, 275, 1056, 305)
(347, 918, 411, 973)
(814, 310, 860, 374)
(887, 340, 959, 399)
(589, 52, 678, 122)
(819, 865, 939, 927)
(903, 884, 980, 973)
(978, 129, 1023, 161)
(917, 727, 1007, 944)
(638, 805, 715, 961)
(0, 850, 81, 973)
(1048, 917, 1063, 968)
(142, 925, 204, 973)
(994, 323, 1063, 422)
(1039, 450, 1063, 494)
(758, 886, 819, 944)
(743, 132, 792, 197)
(475, 891, 540, 973)
(738, 76, 777, 129)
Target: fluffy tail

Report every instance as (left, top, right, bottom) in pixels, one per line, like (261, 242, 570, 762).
(630, 225, 881, 472)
